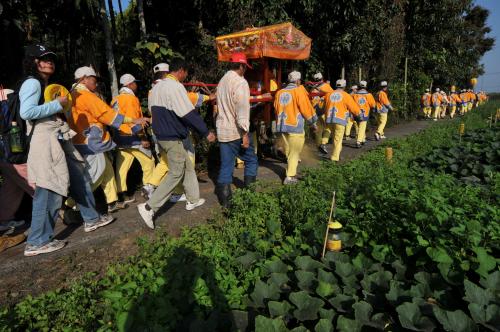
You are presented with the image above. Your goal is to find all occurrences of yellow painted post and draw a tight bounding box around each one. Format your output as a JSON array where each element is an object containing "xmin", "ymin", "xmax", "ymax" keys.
[
  {"xmin": 385, "ymin": 147, "xmax": 393, "ymax": 163},
  {"xmin": 459, "ymin": 123, "xmax": 465, "ymax": 143}
]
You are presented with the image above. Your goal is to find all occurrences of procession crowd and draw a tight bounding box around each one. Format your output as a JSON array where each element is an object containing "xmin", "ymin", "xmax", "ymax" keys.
[{"xmin": 0, "ymin": 44, "xmax": 487, "ymax": 256}]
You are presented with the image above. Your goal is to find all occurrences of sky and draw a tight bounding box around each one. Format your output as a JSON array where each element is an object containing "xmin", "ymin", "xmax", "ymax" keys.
[
  {"xmin": 475, "ymin": 0, "xmax": 500, "ymax": 92},
  {"xmin": 113, "ymin": 0, "xmax": 499, "ymax": 92}
]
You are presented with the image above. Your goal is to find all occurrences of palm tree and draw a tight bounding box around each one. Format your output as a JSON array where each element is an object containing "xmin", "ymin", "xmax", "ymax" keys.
[{"xmin": 136, "ymin": 0, "xmax": 147, "ymax": 38}]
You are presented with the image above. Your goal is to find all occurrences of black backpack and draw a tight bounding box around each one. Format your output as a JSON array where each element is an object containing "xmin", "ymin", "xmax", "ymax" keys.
[{"xmin": 0, "ymin": 79, "xmax": 41, "ymax": 164}]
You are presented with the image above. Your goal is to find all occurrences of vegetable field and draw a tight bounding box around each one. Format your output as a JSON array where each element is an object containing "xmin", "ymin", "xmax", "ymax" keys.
[{"xmin": 1, "ymin": 101, "xmax": 499, "ymax": 331}]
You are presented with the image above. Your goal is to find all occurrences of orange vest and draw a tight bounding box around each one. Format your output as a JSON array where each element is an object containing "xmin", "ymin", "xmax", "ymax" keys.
[
  {"xmin": 376, "ymin": 90, "xmax": 393, "ymax": 113},
  {"xmin": 324, "ymin": 89, "xmax": 361, "ymax": 125},
  {"xmin": 432, "ymin": 92, "xmax": 443, "ymax": 107},
  {"xmin": 274, "ymin": 84, "xmax": 317, "ymax": 133},
  {"xmin": 187, "ymin": 92, "xmax": 210, "ymax": 108},
  {"xmin": 352, "ymin": 90, "xmax": 376, "ymax": 121},
  {"xmin": 421, "ymin": 93, "xmax": 431, "ymax": 107},
  {"xmin": 70, "ymin": 88, "xmax": 123, "ymax": 154}
]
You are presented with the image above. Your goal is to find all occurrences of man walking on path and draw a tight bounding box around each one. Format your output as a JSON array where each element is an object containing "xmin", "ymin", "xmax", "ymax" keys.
[
  {"xmin": 137, "ymin": 59, "xmax": 215, "ymax": 229},
  {"xmin": 215, "ymin": 53, "xmax": 258, "ymax": 208},
  {"xmin": 375, "ymin": 81, "xmax": 394, "ymax": 139}
]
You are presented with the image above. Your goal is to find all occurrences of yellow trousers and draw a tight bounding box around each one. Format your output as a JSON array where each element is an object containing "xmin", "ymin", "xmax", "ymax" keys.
[
  {"xmin": 423, "ymin": 107, "xmax": 431, "ymax": 117},
  {"xmin": 432, "ymin": 106, "xmax": 441, "ymax": 119},
  {"xmin": 345, "ymin": 118, "xmax": 358, "ymax": 138},
  {"xmin": 468, "ymin": 103, "xmax": 472, "ymax": 112},
  {"xmin": 376, "ymin": 113, "xmax": 388, "ymax": 135},
  {"xmin": 460, "ymin": 105, "xmax": 467, "ymax": 115},
  {"xmin": 356, "ymin": 121, "xmax": 367, "ymax": 144},
  {"xmin": 327, "ymin": 124, "xmax": 345, "ymax": 162},
  {"xmin": 315, "ymin": 116, "xmax": 331, "ymax": 146},
  {"xmin": 281, "ymin": 133, "xmax": 305, "ymax": 177},
  {"xmin": 440, "ymin": 106, "xmax": 447, "ymax": 118},
  {"xmin": 148, "ymin": 142, "xmax": 196, "ymax": 195},
  {"xmin": 449, "ymin": 106, "xmax": 457, "ymax": 118},
  {"xmin": 115, "ymin": 148, "xmax": 155, "ymax": 193},
  {"xmin": 94, "ymin": 154, "xmax": 118, "ymax": 204}
]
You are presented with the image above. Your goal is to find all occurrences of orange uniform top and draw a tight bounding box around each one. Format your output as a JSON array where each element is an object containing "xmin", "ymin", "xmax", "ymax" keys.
[
  {"xmin": 111, "ymin": 90, "xmax": 144, "ymax": 147},
  {"xmin": 421, "ymin": 93, "xmax": 431, "ymax": 107},
  {"xmin": 324, "ymin": 89, "xmax": 361, "ymax": 126},
  {"xmin": 187, "ymin": 92, "xmax": 210, "ymax": 108},
  {"xmin": 460, "ymin": 92, "xmax": 469, "ymax": 103},
  {"xmin": 352, "ymin": 90, "xmax": 376, "ymax": 121},
  {"xmin": 468, "ymin": 92, "xmax": 477, "ymax": 102},
  {"xmin": 70, "ymin": 87, "xmax": 124, "ymax": 155},
  {"xmin": 376, "ymin": 90, "xmax": 393, "ymax": 113},
  {"xmin": 432, "ymin": 92, "xmax": 443, "ymax": 107},
  {"xmin": 274, "ymin": 83, "xmax": 317, "ymax": 133},
  {"xmin": 312, "ymin": 82, "xmax": 334, "ymax": 115},
  {"xmin": 449, "ymin": 93, "xmax": 462, "ymax": 106}
]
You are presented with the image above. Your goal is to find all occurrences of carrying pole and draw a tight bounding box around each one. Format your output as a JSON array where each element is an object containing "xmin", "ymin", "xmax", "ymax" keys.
[{"xmin": 322, "ymin": 191, "xmax": 336, "ymax": 258}]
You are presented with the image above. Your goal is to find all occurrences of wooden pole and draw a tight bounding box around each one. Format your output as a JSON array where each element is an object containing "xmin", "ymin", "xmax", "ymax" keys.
[
  {"xmin": 322, "ymin": 191, "xmax": 336, "ymax": 258},
  {"xmin": 403, "ymin": 57, "xmax": 408, "ymax": 111},
  {"xmin": 358, "ymin": 66, "xmax": 362, "ymax": 82},
  {"xmin": 341, "ymin": 66, "xmax": 345, "ymax": 80}
]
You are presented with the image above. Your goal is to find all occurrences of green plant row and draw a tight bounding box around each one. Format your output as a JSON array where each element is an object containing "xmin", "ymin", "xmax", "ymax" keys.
[{"xmin": 1, "ymin": 102, "xmax": 499, "ymax": 332}]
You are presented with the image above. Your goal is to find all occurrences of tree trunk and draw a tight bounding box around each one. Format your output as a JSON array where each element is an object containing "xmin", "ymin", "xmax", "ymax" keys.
[
  {"xmin": 99, "ymin": 0, "xmax": 119, "ymax": 97},
  {"xmin": 106, "ymin": 0, "xmax": 117, "ymax": 37},
  {"xmin": 118, "ymin": 0, "xmax": 124, "ymax": 19},
  {"xmin": 136, "ymin": 0, "xmax": 147, "ymax": 38}
]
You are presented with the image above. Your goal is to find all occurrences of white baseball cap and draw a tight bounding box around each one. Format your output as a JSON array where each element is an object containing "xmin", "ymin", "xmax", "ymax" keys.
[
  {"xmin": 74, "ymin": 66, "xmax": 97, "ymax": 79},
  {"xmin": 351, "ymin": 85, "xmax": 358, "ymax": 90},
  {"xmin": 359, "ymin": 81, "xmax": 367, "ymax": 88},
  {"xmin": 153, "ymin": 63, "xmax": 170, "ymax": 73},
  {"xmin": 336, "ymin": 79, "xmax": 346, "ymax": 88},
  {"xmin": 380, "ymin": 81, "xmax": 388, "ymax": 87},
  {"xmin": 313, "ymin": 72, "xmax": 323, "ymax": 80},
  {"xmin": 120, "ymin": 73, "xmax": 138, "ymax": 86},
  {"xmin": 288, "ymin": 71, "xmax": 301, "ymax": 83},
  {"xmin": 435, "ymin": 88, "xmax": 440, "ymax": 92}
]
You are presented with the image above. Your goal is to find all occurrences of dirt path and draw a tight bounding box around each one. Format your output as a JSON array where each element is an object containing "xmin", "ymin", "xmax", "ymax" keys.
[{"xmin": 0, "ymin": 119, "xmax": 430, "ymax": 306}]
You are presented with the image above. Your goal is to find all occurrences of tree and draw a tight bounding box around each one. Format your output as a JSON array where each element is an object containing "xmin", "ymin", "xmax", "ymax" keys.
[{"xmin": 99, "ymin": 0, "xmax": 119, "ymax": 96}]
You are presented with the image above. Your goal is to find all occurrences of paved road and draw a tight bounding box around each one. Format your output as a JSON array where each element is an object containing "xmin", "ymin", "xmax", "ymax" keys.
[{"xmin": 0, "ymin": 119, "xmax": 430, "ymax": 305}]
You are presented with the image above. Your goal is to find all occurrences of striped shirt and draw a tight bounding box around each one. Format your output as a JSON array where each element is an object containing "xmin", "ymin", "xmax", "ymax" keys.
[{"xmin": 216, "ymin": 70, "xmax": 250, "ymax": 142}]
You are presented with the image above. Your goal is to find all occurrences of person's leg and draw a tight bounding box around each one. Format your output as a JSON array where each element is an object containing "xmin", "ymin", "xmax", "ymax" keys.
[
  {"xmin": 147, "ymin": 141, "xmax": 187, "ymax": 212},
  {"xmin": 345, "ymin": 118, "xmax": 353, "ymax": 138},
  {"xmin": 130, "ymin": 149, "xmax": 156, "ymax": 186},
  {"xmin": 377, "ymin": 113, "xmax": 388, "ymax": 135},
  {"xmin": 66, "ymin": 156, "xmax": 99, "ymax": 223},
  {"xmin": 99, "ymin": 154, "xmax": 119, "ymax": 204},
  {"xmin": 315, "ymin": 118, "xmax": 325, "ymax": 147},
  {"xmin": 357, "ymin": 121, "xmax": 367, "ymax": 144},
  {"xmin": 283, "ymin": 133, "xmax": 305, "ymax": 177},
  {"xmin": 27, "ymin": 187, "xmax": 62, "ymax": 246},
  {"xmin": 115, "ymin": 149, "xmax": 135, "ymax": 193},
  {"xmin": 217, "ymin": 140, "xmax": 240, "ymax": 185},
  {"xmin": 148, "ymin": 151, "xmax": 169, "ymax": 187},
  {"xmin": 330, "ymin": 124, "xmax": 345, "ymax": 162},
  {"xmin": 238, "ymin": 134, "xmax": 258, "ymax": 180},
  {"xmin": 181, "ymin": 144, "xmax": 200, "ymax": 204},
  {"xmin": 322, "ymin": 115, "xmax": 331, "ymax": 145},
  {"xmin": 0, "ymin": 164, "xmax": 27, "ymax": 222}
]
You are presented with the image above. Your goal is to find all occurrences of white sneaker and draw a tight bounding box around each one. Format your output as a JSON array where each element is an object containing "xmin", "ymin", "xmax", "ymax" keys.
[
  {"xmin": 137, "ymin": 203, "xmax": 155, "ymax": 229},
  {"xmin": 283, "ymin": 177, "xmax": 299, "ymax": 185},
  {"xmin": 375, "ymin": 133, "xmax": 381, "ymax": 141},
  {"xmin": 380, "ymin": 135, "xmax": 387, "ymax": 139},
  {"xmin": 24, "ymin": 239, "xmax": 66, "ymax": 257},
  {"xmin": 142, "ymin": 184, "xmax": 156, "ymax": 199},
  {"xmin": 169, "ymin": 193, "xmax": 187, "ymax": 203},
  {"xmin": 186, "ymin": 198, "xmax": 206, "ymax": 211}
]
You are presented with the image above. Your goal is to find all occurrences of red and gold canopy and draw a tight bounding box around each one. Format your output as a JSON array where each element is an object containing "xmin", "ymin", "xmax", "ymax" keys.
[{"xmin": 216, "ymin": 22, "xmax": 312, "ymax": 61}]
